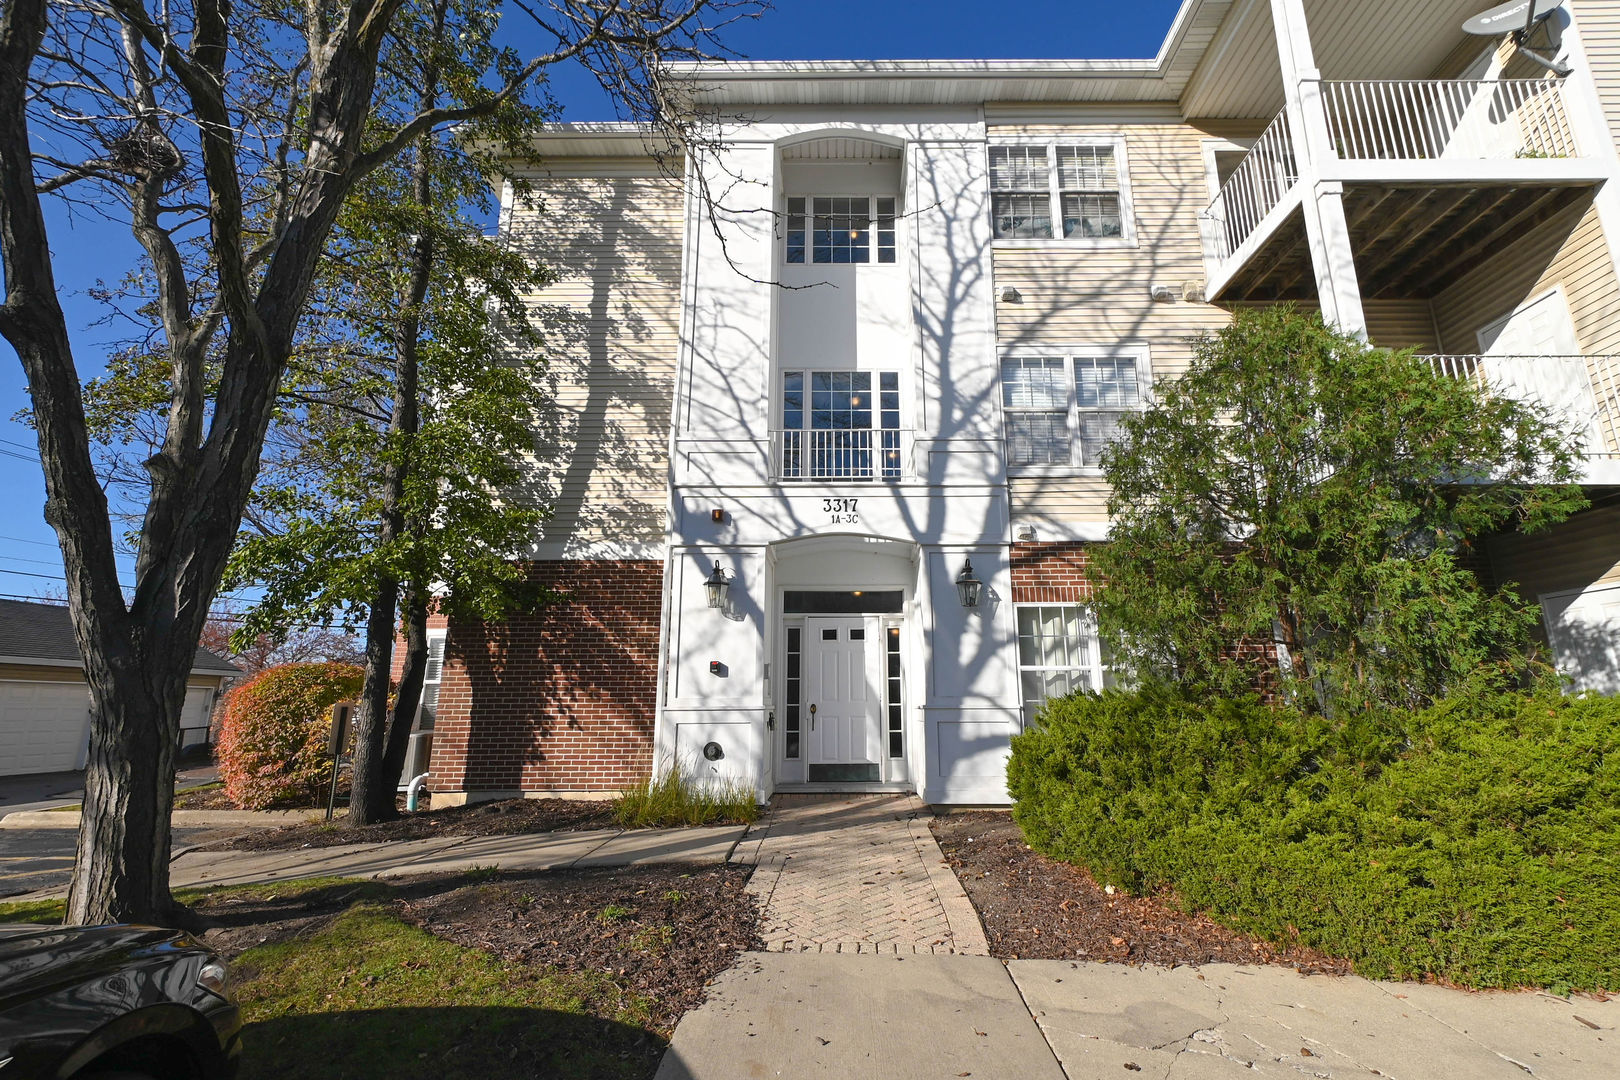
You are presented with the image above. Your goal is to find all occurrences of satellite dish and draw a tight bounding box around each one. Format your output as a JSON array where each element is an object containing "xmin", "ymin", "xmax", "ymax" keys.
[{"xmin": 1463, "ymin": 0, "xmax": 1566, "ymax": 37}]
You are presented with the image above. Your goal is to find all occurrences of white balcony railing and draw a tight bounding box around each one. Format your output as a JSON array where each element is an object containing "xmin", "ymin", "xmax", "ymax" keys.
[
  {"xmin": 1207, "ymin": 108, "xmax": 1300, "ymax": 261},
  {"xmin": 1424, "ymin": 354, "xmax": 1619, "ymax": 458},
  {"xmin": 771, "ymin": 428, "xmax": 910, "ymax": 482},
  {"xmin": 1320, "ymin": 79, "xmax": 1578, "ymax": 163},
  {"xmin": 1206, "ymin": 79, "xmax": 1580, "ymax": 263}
]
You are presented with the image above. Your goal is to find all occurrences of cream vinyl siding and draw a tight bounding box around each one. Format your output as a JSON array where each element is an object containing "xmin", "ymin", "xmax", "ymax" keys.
[
  {"xmin": 1487, "ymin": 503, "xmax": 1620, "ymax": 608},
  {"xmin": 1577, "ymin": 0, "xmax": 1620, "ymax": 148},
  {"xmin": 992, "ymin": 111, "xmax": 1237, "ymax": 524},
  {"xmin": 503, "ymin": 171, "xmax": 683, "ymax": 552},
  {"xmin": 1428, "ymin": 198, "xmax": 1620, "ymax": 454}
]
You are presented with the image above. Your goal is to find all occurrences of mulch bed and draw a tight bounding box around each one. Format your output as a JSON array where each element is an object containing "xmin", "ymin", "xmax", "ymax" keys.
[
  {"xmin": 401, "ymin": 865, "xmax": 762, "ymax": 1033},
  {"xmin": 931, "ymin": 811, "xmax": 1351, "ymax": 974},
  {"xmin": 191, "ymin": 864, "xmax": 759, "ymax": 1042},
  {"xmin": 213, "ymin": 797, "xmax": 618, "ymax": 851}
]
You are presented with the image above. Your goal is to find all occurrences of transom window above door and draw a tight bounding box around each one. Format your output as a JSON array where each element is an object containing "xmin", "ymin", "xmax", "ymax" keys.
[
  {"xmin": 785, "ymin": 196, "xmax": 897, "ymax": 264},
  {"xmin": 989, "ymin": 141, "xmax": 1131, "ymax": 242},
  {"xmin": 1001, "ymin": 348, "xmax": 1149, "ymax": 470},
  {"xmin": 777, "ymin": 370, "xmax": 903, "ymax": 481}
]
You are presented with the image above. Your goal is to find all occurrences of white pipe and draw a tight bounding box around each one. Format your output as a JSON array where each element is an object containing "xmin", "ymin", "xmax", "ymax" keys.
[{"xmin": 406, "ymin": 772, "xmax": 430, "ymax": 812}]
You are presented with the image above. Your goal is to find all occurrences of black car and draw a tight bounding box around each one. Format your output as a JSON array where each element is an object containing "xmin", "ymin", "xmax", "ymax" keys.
[{"xmin": 0, "ymin": 922, "xmax": 240, "ymax": 1079}]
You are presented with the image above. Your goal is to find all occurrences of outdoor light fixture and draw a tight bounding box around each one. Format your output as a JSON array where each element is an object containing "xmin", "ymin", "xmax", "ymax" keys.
[
  {"xmin": 704, "ymin": 560, "xmax": 731, "ymax": 610},
  {"xmin": 955, "ymin": 559, "xmax": 983, "ymax": 609}
]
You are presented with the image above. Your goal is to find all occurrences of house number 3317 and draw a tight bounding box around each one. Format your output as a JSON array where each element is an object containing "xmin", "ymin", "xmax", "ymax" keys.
[{"xmin": 823, "ymin": 497, "xmax": 859, "ymax": 524}]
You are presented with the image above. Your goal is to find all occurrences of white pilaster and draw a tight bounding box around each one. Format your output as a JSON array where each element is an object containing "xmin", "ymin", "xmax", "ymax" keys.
[{"xmin": 1271, "ymin": 0, "xmax": 1367, "ymax": 334}]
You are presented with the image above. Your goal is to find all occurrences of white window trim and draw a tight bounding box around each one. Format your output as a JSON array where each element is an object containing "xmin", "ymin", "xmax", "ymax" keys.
[
  {"xmin": 782, "ymin": 193, "xmax": 899, "ymax": 265},
  {"xmin": 988, "ymin": 135, "xmax": 1136, "ymax": 249},
  {"xmin": 999, "ymin": 344, "xmax": 1152, "ymax": 477}
]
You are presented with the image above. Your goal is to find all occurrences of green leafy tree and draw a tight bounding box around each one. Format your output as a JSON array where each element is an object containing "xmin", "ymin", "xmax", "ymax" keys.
[
  {"xmin": 1093, "ymin": 307, "xmax": 1586, "ymax": 711},
  {"xmin": 1, "ymin": 0, "xmax": 756, "ymax": 924}
]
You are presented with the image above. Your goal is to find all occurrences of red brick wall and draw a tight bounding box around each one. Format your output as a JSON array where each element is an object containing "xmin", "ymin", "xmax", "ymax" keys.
[
  {"xmin": 1010, "ymin": 541, "xmax": 1281, "ymax": 696},
  {"xmin": 1011, "ymin": 542, "xmax": 1099, "ymax": 603},
  {"xmin": 426, "ymin": 560, "xmax": 663, "ymax": 794}
]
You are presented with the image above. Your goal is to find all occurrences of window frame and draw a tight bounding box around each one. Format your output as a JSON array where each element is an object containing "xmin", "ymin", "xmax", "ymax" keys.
[
  {"xmin": 783, "ymin": 193, "xmax": 898, "ymax": 266},
  {"xmin": 1013, "ymin": 603, "xmax": 1110, "ymax": 727},
  {"xmin": 999, "ymin": 345, "xmax": 1152, "ymax": 476},
  {"xmin": 988, "ymin": 136, "xmax": 1135, "ymax": 248}
]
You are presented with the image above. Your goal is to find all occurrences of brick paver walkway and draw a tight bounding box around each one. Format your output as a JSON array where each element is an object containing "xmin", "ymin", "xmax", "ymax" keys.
[{"xmin": 735, "ymin": 794, "xmax": 989, "ymax": 955}]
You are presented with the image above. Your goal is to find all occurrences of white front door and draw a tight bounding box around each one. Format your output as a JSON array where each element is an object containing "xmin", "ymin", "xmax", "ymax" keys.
[
  {"xmin": 804, "ymin": 616, "xmax": 883, "ymax": 782},
  {"xmin": 1541, "ymin": 583, "xmax": 1620, "ymax": 695}
]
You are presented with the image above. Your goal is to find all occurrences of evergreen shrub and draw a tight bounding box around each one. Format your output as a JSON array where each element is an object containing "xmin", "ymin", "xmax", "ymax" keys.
[{"xmin": 1007, "ymin": 687, "xmax": 1620, "ymax": 990}]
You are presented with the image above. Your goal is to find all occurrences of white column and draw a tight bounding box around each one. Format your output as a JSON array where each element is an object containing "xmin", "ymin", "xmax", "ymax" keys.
[{"xmin": 1271, "ymin": 0, "xmax": 1367, "ymax": 335}]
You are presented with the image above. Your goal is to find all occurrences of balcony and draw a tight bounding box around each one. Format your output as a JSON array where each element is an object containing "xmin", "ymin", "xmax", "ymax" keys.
[
  {"xmin": 1424, "ymin": 354, "xmax": 1620, "ymax": 460},
  {"xmin": 770, "ymin": 428, "xmax": 913, "ymax": 483},
  {"xmin": 1206, "ymin": 79, "xmax": 1606, "ymax": 302}
]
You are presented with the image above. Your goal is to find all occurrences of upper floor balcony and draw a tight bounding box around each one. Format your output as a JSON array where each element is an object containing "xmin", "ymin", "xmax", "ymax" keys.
[{"xmin": 1205, "ymin": 77, "xmax": 1609, "ymax": 303}]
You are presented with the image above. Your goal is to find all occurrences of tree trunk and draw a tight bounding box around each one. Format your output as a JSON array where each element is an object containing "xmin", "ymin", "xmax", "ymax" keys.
[
  {"xmin": 66, "ymin": 656, "xmax": 188, "ymax": 925},
  {"xmin": 346, "ymin": 9, "xmax": 442, "ymax": 825},
  {"xmin": 381, "ymin": 585, "xmax": 431, "ymax": 795}
]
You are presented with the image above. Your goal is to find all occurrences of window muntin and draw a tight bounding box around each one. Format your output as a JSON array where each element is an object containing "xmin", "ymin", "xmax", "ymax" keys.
[
  {"xmin": 1015, "ymin": 605, "xmax": 1109, "ymax": 726},
  {"xmin": 781, "ymin": 369, "xmax": 903, "ymax": 481},
  {"xmin": 1001, "ymin": 356, "xmax": 1069, "ymax": 466},
  {"xmin": 1000, "ymin": 350, "xmax": 1146, "ymax": 470},
  {"xmin": 784, "ymin": 196, "xmax": 897, "ymax": 264},
  {"xmin": 989, "ymin": 146, "xmax": 1053, "ymax": 239},
  {"xmin": 1056, "ymin": 146, "xmax": 1122, "ymax": 238},
  {"xmin": 990, "ymin": 142, "xmax": 1128, "ymax": 242}
]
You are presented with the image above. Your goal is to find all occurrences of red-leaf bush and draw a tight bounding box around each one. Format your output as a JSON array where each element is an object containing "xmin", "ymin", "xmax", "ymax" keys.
[{"xmin": 216, "ymin": 662, "xmax": 364, "ymax": 810}]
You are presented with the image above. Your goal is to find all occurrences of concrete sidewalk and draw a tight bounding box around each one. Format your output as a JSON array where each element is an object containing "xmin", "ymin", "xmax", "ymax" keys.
[
  {"xmin": 7, "ymin": 824, "xmax": 750, "ymax": 900},
  {"xmin": 657, "ymin": 955, "xmax": 1620, "ymax": 1079}
]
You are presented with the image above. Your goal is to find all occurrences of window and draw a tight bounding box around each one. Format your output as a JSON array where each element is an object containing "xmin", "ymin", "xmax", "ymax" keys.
[
  {"xmin": 1000, "ymin": 349, "xmax": 1148, "ymax": 469},
  {"xmin": 781, "ymin": 370, "xmax": 902, "ymax": 481},
  {"xmin": 990, "ymin": 141, "xmax": 1129, "ymax": 242},
  {"xmin": 1015, "ymin": 605, "xmax": 1110, "ymax": 726},
  {"xmin": 885, "ymin": 625, "xmax": 903, "ymax": 758},
  {"xmin": 413, "ymin": 632, "xmax": 446, "ymax": 730},
  {"xmin": 784, "ymin": 626, "xmax": 802, "ymax": 759},
  {"xmin": 785, "ymin": 196, "xmax": 897, "ymax": 264}
]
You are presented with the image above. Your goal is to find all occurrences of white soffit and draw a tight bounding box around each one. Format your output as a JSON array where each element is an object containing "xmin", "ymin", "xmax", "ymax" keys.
[
  {"xmin": 780, "ymin": 136, "xmax": 904, "ymax": 159},
  {"xmin": 1181, "ymin": 0, "xmax": 1492, "ymax": 120}
]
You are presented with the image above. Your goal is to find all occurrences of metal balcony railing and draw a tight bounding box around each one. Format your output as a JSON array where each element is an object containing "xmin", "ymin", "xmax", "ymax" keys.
[
  {"xmin": 1423, "ymin": 354, "xmax": 1620, "ymax": 458},
  {"xmin": 1320, "ymin": 79, "xmax": 1578, "ymax": 163},
  {"xmin": 1206, "ymin": 108, "xmax": 1300, "ymax": 261},
  {"xmin": 1206, "ymin": 80, "xmax": 1579, "ymax": 263},
  {"xmin": 771, "ymin": 427, "xmax": 910, "ymax": 482}
]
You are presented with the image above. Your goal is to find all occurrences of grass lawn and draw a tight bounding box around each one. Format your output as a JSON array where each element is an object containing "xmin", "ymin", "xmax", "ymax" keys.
[{"xmin": 0, "ymin": 877, "xmax": 665, "ymax": 1080}]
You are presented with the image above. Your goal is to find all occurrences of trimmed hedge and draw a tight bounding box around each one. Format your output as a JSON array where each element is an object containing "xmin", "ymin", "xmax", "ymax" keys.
[
  {"xmin": 1007, "ymin": 687, "xmax": 1620, "ymax": 991},
  {"xmin": 216, "ymin": 662, "xmax": 364, "ymax": 810}
]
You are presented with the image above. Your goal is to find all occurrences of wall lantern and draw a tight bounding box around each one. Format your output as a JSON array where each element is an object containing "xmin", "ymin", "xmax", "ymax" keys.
[
  {"xmin": 704, "ymin": 560, "xmax": 731, "ymax": 610},
  {"xmin": 955, "ymin": 559, "xmax": 983, "ymax": 609}
]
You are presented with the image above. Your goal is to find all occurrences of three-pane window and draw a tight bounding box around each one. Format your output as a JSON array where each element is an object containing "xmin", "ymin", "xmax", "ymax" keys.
[
  {"xmin": 785, "ymin": 196, "xmax": 897, "ymax": 263},
  {"xmin": 990, "ymin": 142, "xmax": 1128, "ymax": 241},
  {"xmin": 1000, "ymin": 351, "xmax": 1146, "ymax": 469},
  {"xmin": 781, "ymin": 370, "xmax": 902, "ymax": 481},
  {"xmin": 1015, "ymin": 604, "xmax": 1111, "ymax": 726}
]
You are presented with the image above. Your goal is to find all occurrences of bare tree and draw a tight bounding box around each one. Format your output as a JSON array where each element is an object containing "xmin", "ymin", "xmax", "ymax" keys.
[{"xmin": 0, "ymin": 0, "xmax": 756, "ymax": 924}]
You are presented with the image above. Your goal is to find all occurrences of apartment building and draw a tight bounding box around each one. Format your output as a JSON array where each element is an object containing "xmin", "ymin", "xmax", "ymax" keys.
[{"xmin": 421, "ymin": 0, "xmax": 1620, "ymax": 806}]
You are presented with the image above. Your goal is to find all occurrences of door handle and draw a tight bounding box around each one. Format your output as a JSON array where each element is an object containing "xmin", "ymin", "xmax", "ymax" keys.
[{"xmin": 810, "ymin": 703, "xmax": 816, "ymax": 730}]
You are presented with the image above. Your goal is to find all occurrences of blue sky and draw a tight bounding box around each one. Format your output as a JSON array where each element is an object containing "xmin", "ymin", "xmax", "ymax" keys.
[{"xmin": 0, "ymin": 0, "xmax": 1184, "ymax": 603}]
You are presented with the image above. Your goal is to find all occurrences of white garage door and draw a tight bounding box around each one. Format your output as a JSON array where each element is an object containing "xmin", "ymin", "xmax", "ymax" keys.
[
  {"xmin": 1541, "ymin": 583, "xmax": 1620, "ymax": 695},
  {"xmin": 0, "ymin": 680, "xmax": 91, "ymax": 775}
]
